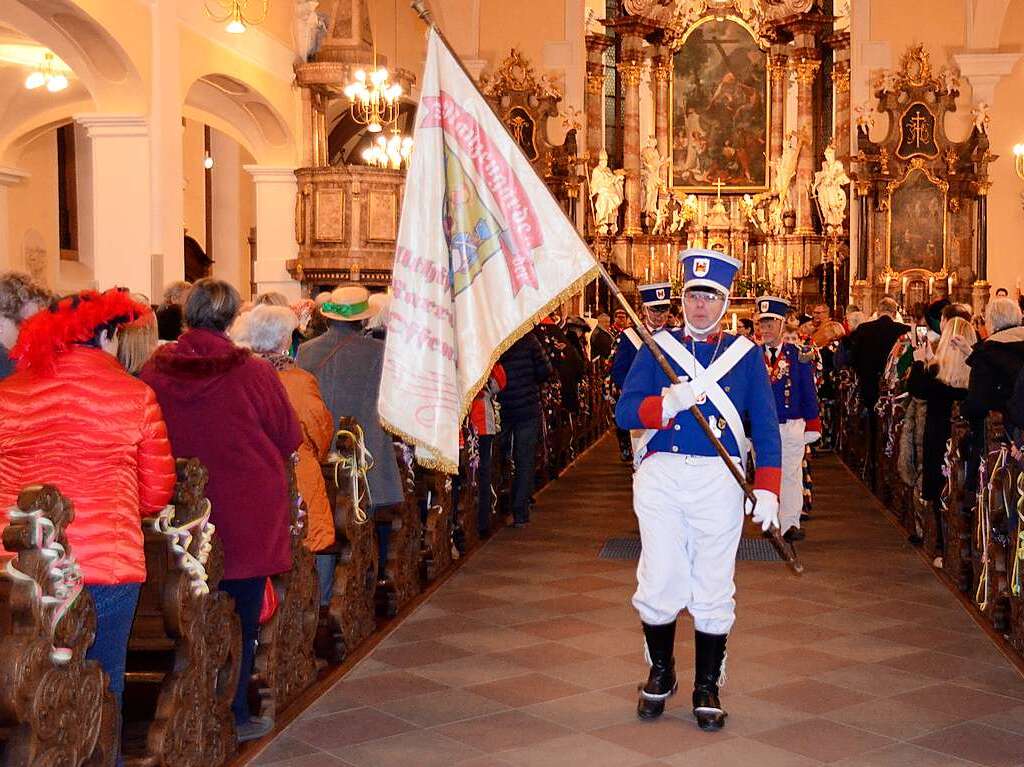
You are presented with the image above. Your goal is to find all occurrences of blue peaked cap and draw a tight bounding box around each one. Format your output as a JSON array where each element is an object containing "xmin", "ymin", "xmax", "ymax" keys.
[
  {"xmin": 680, "ymin": 248, "xmax": 741, "ymax": 296},
  {"xmin": 755, "ymin": 296, "xmax": 790, "ymax": 320},
  {"xmin": 638, "ymin": 282, "xmax": 672, "ymax": 307}
]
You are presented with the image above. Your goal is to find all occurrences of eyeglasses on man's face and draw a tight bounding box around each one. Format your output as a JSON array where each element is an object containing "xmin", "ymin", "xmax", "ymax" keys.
[{"xmin": 683, "ymin": 290, "xmax": 725, "ymax": 305}]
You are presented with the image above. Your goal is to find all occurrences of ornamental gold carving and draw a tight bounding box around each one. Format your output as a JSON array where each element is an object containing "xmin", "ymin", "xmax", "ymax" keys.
[
  {"xmin": 617, "ymin": 60, "xmax": 645, "ymax": 87},
  {"xmin": 790, "ymin": 58, "xmax": 821, "ymax": 86}
]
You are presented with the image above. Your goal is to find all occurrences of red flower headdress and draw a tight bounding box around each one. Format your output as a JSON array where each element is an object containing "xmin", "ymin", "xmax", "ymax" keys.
[{"xmin": 12, "ymin": 288, "xmax": 151, "ymax": 372}]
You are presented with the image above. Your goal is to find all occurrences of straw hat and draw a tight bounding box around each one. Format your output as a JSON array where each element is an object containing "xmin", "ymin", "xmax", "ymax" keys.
[{"xmin": 320, "ymin": 285, "xmax": 380, "ymax": 322}]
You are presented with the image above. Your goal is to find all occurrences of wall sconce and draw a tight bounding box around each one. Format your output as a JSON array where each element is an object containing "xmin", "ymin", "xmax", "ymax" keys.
[{"xmin": 1014, "ymin": 143, "xmax": 1024, "ymax": 181}]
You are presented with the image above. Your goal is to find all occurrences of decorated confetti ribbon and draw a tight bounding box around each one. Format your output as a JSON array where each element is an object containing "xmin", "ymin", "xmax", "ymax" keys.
[
  {"xmin": 147, "ymin": 501, "xmax": 215, "ymax": 597},
  {"xmin": 328, "ymin": 424, "xmax": 374, "ymax": 525}
]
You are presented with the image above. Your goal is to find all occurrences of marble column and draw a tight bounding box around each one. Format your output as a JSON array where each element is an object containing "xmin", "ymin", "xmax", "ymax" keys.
[
  {"xmin": 244, "ymin": 165, "xmax": 301, "ymax": 300},
  {"xmin": 790, "ymin": 56, "xmax": 821, "ymax": 234},
  {"xmin": 584, "ymin": 34, "xmax": 613, "ymax": 162},
  {"xmin": 74, "ymin": 114, "xmax": 153, "ymax": 296},
  {"xmin": 829, "ymin": 32, "xmax": 852, "ymax": 162},
  {"xmin": 0, "ymin": 167, "xmax": 29, "ymax": 272},
  {"xmin": 618, "ymin": 56, "xmax": 644, "ymax": 236},
  {"xmin": 652, "ymin": 50, "xmax": 671, "ymax": 186},
  {"xmin": 769, "ymin": 52, "xmax": 788, "ymax": 184}
]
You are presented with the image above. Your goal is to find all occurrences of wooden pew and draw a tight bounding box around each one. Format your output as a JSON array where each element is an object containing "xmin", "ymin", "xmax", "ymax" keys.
[
  {"xmin": 374, "ymin": 442, "xmax": 422, "ymax": 617},
  {"xmin": 941, "ymin": 416, "xmax": 975, "ymax": 593},
  {"xmin": 0, "ymin": 485, "xmax": 117, "ymax": 767},
  {"xmin": 251, "ymin": 458, "xmax": 319, "ymax": 721},
  {"xmin": 122, "ymin": 459, "xmax": 241, "ymax": 767},
  {"xmin": 418, "ymin": 467, "xmax": 454, "ymax": 584},
  {"xmin": 323, "ymin": 417, "xmax": 378, "ymax": 657},
  {"xmin": 971, "ymin": 413, "xmax": 1012, "ymax": 632},
  {"xmin": 454, "ymin": 429, "xmax": 482, "ymax": 556}
]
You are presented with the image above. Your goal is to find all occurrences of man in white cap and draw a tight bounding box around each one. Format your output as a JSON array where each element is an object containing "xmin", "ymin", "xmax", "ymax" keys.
[
  {"xmin": 609, "ymin": 282, "xmax": 673, "ymax": 462},
  {"xmin": 756, "ymin": 296, "xmax": 821, "ymax": 542},
  {"xmin": 615, "ymin": 249, "xmax": 781, "ymax": 731}
]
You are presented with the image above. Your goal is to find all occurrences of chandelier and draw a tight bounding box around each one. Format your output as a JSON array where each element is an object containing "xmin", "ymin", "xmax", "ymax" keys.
[
  {"xmin": 344, "ymin": 65, "xmax": 403, "ymax": 133},
  {"xmin": 362, "ymin": 130, "xmax": 413, "ymax": 170},
  {"xmin": 205, "ymin": 0, "xmax": 269, "ymax": 34},
  {"xmin": 24, "ymin": 52, "xmax": 68, "ymax": 93}
]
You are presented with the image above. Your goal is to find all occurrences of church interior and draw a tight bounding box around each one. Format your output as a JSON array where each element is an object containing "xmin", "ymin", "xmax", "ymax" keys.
[{"xmin": 3, "ymin": 1, "xmax": 1024, "ymax": 766}]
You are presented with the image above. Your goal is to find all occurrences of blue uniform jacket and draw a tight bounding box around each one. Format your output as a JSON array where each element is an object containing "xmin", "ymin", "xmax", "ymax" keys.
[
  {"xmin": 615, "ymin": 330, "xmax": 782, "ymax": 495},
  {"xmin": 610, "ymin": 330, "xmax": 642, "ymax": 389},
  {"xmin": 764, "ymin": 343, "xmax": 821, "ymax": 431}
]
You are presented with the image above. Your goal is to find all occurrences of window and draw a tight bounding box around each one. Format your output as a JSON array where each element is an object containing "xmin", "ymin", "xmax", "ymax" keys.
[{"xmin": 56, "ymin": 124, "xmax": 78, "ymax": 259}]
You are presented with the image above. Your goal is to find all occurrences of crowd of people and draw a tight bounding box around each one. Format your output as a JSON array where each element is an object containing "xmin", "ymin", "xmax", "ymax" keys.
[{"xmin": 2, "ymin": 261, "xmax": 1023, "ymax": 746}]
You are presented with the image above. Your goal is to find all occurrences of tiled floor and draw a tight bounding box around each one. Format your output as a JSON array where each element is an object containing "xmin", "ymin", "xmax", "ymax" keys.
[{"xmin": 251, "ymin": 437, "xmax": 1024, "ymax": 767}]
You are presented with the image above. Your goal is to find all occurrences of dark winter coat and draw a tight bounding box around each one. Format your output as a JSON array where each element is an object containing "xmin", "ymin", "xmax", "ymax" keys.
[
  {"xmin": 964, "ymin": 326, "xmax": 1024, "ymax": 422},
  {"xmin": 497, "ymin": 331, "xmax": 554, "ymax": 425},
  {"xmin": 589, "ymin": 326, "xmax": 614, "ymax": 361},
  {"xmin": 907, "ymin": 361, "xmax": 966, "ymax": 501},
  {"xmin": 140, "ymin": 328, "xmax": 302, "ymax": 580},
  {"xmin": 845, "ymin": 314, "xmax": 911, "ymax": 406},
  {"xmin": 296, "ymin": 321, "xmax": 404, "ymax": 509}
]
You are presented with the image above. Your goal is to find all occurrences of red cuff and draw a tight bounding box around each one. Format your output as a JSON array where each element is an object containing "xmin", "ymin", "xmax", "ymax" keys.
[
  {"xmin": 638, "ymin": 396, "xmax": 665, "ymax": 429},
  {"xmin": 805, "ymin": 417, "xmax": 822, "ymax": 433},
  {"xmin": 754, "ymin": 467, "xmax": 781, "ymax": 496}
]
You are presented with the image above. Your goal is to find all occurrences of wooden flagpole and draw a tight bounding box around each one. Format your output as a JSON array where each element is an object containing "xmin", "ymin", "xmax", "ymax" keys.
[{"xmin": 408, "ymin": 0, "xmax": 801, "ymax": 575}]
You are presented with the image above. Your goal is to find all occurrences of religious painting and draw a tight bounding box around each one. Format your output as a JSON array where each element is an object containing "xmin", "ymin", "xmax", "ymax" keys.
[
  {"xmin": 671, "ymin": 18, "xmax": 768, "ymax": 192},
  {"xmin": 506, "ymin": 106, "xmax": 539, "ymax": 161},
  {"xmin": 888, "ymin": 168, "xmax": 946, "ymax": 274},
  {"xmin": 897, "ymin": 102, "xmax": 939, "ymax": 160}
]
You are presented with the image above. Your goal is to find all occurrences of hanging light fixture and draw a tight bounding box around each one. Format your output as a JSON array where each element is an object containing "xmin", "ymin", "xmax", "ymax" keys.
[
  {"xmin": 24, "ymin": 52, "xmax": 68, "ymax": 93},
  {"xmin": 343, "ymin": 0, "xmax": 402, "ymax": 133},
  {"xmin": 204, "ymin": 0, "xmax": 269, "ymax": 35},
  {"xmin": 362, "ymin": 129, "xmax": 413, "ymax": 170}
]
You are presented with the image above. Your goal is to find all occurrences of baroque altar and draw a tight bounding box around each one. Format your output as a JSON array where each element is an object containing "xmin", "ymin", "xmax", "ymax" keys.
[
  {"xmin": 850, "ymin": 44, "xmax": 992, "ymax": 313},
  {"xmin": 587, "ymin": 0, "xmax": 851, "ymax": 308}
]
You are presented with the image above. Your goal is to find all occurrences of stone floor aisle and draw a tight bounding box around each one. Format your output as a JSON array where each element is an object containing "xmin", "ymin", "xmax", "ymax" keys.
[{"xmin": 252, "ymin": 436, "xmax": 1024, "ymax": 767}]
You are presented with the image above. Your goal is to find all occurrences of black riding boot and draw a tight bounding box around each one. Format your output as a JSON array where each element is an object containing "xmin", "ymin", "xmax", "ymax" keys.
[
  {"xmin": 637, "ymin": 621, "xmax": 677, "ymax": 720},
  {"xmin": 692, "ymin": 630, "xmax": 728, "ymax": 731}
]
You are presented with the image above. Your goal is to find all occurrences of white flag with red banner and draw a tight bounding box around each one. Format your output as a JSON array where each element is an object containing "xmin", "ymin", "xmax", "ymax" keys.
[{"xmin": 379, "ymin": 26, "xmax": 598, "ymax": 472}]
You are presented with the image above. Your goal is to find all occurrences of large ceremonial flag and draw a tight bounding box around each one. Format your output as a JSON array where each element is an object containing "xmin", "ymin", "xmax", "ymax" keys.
[{"xmin": 379, "ymin": 26, "xmax": 598, "ymax": 472}]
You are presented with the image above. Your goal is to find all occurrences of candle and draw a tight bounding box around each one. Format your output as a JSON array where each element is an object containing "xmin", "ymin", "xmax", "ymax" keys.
[
  {"xmin": 731, "ymin": 312, "xmax": 737, "ymax": 333},
  {"xmin": 884, "ymin": 275, "xmax": 891, "ymax": 295},
  {"xmin": 928, "ymin": 276, "xmax": 934, "ymax": 297},
  {"xmin": 948, "ymin": 273, "xmax": 955, "ymax": 294},
  {"xmin": 901, "ymin": 276, "xmax": 908, "ymax": 295}
]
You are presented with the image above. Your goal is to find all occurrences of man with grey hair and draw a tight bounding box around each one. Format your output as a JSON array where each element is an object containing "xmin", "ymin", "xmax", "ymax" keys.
[
  {"xmin": 845, "ymin": 296, "xmax": 909, "ymax": 408},
  {"xmin": 0, "ymin": 271, "xmax": 51, "ymax": 380},
  {"xmin": 963, "ymin": 297, "xmax": 1024, "ymax": 422}
]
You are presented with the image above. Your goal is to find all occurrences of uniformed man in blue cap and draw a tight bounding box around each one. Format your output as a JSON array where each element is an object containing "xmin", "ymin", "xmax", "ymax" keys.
[
  {"xmin": 610, "ymin": 282, "xmax": 673, "ymax": 462},
  {"xmin": 756, "ymin": 296, "xmax": 821, "ymax": 542},
  {"xmin": 616, "ymin": 249, "xmax": 782, "ymax": 731}
]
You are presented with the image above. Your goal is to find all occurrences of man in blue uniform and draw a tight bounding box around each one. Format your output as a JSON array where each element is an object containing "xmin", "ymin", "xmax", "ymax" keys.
[
  {"xmin": 615, "ymin": 250, "xmax": 781, "ymax": 731},
  {"xmin": 756, "ymin": 296, "xmax": 821, "ymax": 542},
  {"xmin": 610, "ymin": 283, "xmax": 673, "ymax": 462}
]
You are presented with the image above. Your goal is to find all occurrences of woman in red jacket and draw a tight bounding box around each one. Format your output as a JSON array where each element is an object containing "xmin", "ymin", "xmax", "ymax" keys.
[
  {"xmin": 141, "ymin": 278, "xmax": 301, "ymax": 742},
  {"xmin": 0, "ymin": 289, "xmax": 176, "ymax": 739}
]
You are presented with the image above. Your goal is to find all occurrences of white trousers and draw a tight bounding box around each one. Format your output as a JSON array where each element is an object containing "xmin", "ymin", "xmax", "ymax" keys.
[
  {"xmin": 779, "ymin": 419, "xmax": 806, "ymax": 533},
  {"xmin": 632, "ymin": 453, "xmax": 744, "ymax": 633}
]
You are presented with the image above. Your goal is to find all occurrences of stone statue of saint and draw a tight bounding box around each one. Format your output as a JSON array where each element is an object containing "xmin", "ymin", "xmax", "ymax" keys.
[
  {"xmin": 590, "ymin": 150, "xmax": 625, "ymax": 236},
  {"xmin": 640, "ymin": 138, "xmax": 669, "ymax": 215},
  {"xmin": 773, "ymin": 132, "xmax": 800, "ymax": 209},
  {"xmin": 813, "ymin": 146, "xmax": 851, "ymax": 231},
  {"xmin": 293, "ymin": 0, "xmax": 326, "ymax": 62}
]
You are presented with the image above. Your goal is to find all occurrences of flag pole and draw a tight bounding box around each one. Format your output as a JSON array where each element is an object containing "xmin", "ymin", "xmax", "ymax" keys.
[{"xmin": 407, "ymin": 0, "xmax": 801, "ymax": 575}]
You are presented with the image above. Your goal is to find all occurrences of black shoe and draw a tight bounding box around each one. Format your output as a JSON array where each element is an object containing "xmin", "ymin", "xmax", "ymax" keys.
[
  {"xmin": 783, "ymin": 528, "xmax": 805, "ymax": 543},
  {"xmin": 800, "ymin": 512, "xmax": 811, "ymax": 522},
  {"xmin": 692, "ymin": 630, "xmax": 728, "ymax": 731},
  {"xmin": 620, "ymin": 448, "xmax": 633, "ymax": 463},
  {"xmin": 637, "ymin": 621, "xmax": 677, "ymax": 720},
  {"xmin": 907, "ymin": 533, "xmax": 924, "ymax": 547}
]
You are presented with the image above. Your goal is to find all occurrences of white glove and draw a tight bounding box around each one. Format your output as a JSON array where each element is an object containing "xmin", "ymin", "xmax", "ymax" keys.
[
  {"xmin": 804, "ymin": 430, "xmax": 821, "ymax": 445},
  {"xmin": 745, "ymin": 489, "xmax": 779, "ymax": 532},
  {"xmin": 661, "ymin": 381, "xmax": 697, "ymax": 422}
]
